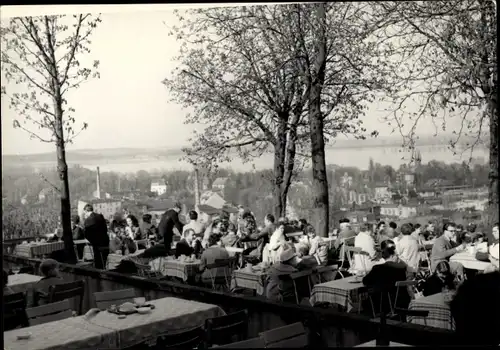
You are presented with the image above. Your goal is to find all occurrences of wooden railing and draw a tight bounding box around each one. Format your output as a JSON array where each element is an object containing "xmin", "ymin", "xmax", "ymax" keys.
[
  {"xmin": 2, "ymin": 236, "xmax": 38, "ymax": 255},
  {"xmin": 3, "ymin": 254, "xmax": 458, "ymax": 347}
]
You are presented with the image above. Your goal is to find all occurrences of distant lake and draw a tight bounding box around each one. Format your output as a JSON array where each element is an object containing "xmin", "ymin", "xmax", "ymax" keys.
[{"xmin": 28, "ymin": 144, "xmax": 488, "ymax": 173}]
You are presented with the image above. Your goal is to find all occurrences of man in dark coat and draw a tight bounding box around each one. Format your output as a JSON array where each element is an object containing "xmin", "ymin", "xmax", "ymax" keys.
[
  {"xmin": 83, "ymin": 204, "xmax": 110, "ymax": 269},
  {"xmin": 158, "ymin": 202, "xmax": 184, "ymax": 250},
  {"xmin": 140, "ymin": 202, "xmax": 184, "ymax": 259}
]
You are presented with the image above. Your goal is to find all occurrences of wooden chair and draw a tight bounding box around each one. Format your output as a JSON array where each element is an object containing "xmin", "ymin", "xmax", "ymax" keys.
[
  {"xmin": 212, "ymin": 337, "xmax": 265, "ymax": 348},
  {"xmin": 205, "ymin": 309, "xmax": 249, "ymax": 347},
  {"xmin": 393, "ymin": 307, "xmax": 430, "ymax": 326},
  {"xmin": 393, "ymin": 280, "xmax": 418, "ymax": 309},
  {"xmin": 206, "ymin": 257, "xmax": 238, "ymax": 290},
  {"xmin": 259, "ymin": 322, "xmax": 308, "ymax": 348},
  {"xmin": 279, "ymin": 270, "xmax": 313, "ymax": 305},
  {"xmin": 26, "ymin": 299, "xmax": 73, "ymax": 326},
  {"xmin": 314, "ymin": 265, "xmax": 338, "ymax": 283},
  {"xmin": 3, "ymin": 292, "xmax": 29, "ymax": 330},
  {"xmin": 48, "ymin": 280, "xmax": 85, "ymax": 315},
  {"xmin": 336, "ymin": 237, "xmax": 356, "ymax": 278},
  {"xmin": 123, "ymin": 326, "xmax": 205, "ymax": 350},
  {"xmin": 93, "ymin": 288, "xmax": 136, "ymax": 309}
]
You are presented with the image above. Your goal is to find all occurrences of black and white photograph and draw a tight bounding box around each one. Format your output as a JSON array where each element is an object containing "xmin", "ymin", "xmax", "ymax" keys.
[{"xmin": 1, "ymin": 2, "xmax": 498, "ymax": 348}]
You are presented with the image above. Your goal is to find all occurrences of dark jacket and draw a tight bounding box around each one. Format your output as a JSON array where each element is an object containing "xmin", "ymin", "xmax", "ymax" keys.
[
  {"xmin": 363, "ymin": 260, "xmax": 411, "ymax": 312},
  {"xmin": 265, "ymin": 263, "xmax": 299, "ymax": 302},
  {"xmin": 72, "ymin": 225, "xmax": 85, "ymax": 241},
  {"xmin": 422, "ymin": 274, "xmax": 455, "ymax": 297},
  {"xmin": 158, "ymin": 209, "xmax": 184, "ymax": 249},
  {"xmin": 140, "ymin": 222, "xmax": 157, "ymax": 239},
  {"xmin": 84, "ymin": 212, "xmax": 109, "ymax": 248},
  {"xmin": 199, "ymin": 246, "xmax": 230, "ymax": 282},
  {"xmin": 241, "ymin": 223, "xmax": 275, "ymax": 258},
  {"xmin": 175, "ymin": 239, "xmax": 202, "ymax": 258}
]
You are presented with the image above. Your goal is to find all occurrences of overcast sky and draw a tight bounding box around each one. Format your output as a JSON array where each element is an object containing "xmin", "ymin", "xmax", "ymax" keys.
[{"xmin": 1, "ymin": 4, "xmax": 467, "ymax": 156}]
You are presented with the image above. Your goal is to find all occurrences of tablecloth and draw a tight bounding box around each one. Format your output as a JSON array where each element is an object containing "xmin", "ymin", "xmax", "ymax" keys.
[
  {"xmin": 230, "ymin": 269, "xmax": 269, "ymax": 295},
  {"xmin": 309, "ymin": 275, "xmax": 368, "ymax": 312},
  {"xmin": 8, "ymin": 273, "xmax": 42, "ymax": 293},
  {"xmin": 149, "ymin": 257, "xmax": 201, "ymax": 281},
  {"xmin": 408, "ymin": 292, "xmax": 454, "ymax": 330},
  {"xmin": 14, "ymin": 242, "xmax": 65, "ymax": 258},
  {"xmin": 4, "ymin": 316, "xmax": 113, "ymax": 350},
  {"xmin": 82, "ymin": 297, "xmax": 225, "ymax": 349},
  {"xmin": 450, "ymin": 251, "xmax": 491, "ymax": 271}
]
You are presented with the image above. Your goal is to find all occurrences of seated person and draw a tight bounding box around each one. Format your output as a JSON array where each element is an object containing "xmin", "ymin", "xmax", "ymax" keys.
[
  {"xmin": 430, "ymin": 223, "xmax": 466, "ymax": 279},
  {"xmin": 476, "ymin": 223, "xmax": 499, "ymax": 262},
  {"xmin": 305, "ymin": 225, "xmax": 328, "ymax": 266},
  {"xmin": 175, "ymin": 229, "xmax": 203, "ymax": 258},
  {"xmin": 421, "ymin": 261, "xmax": 456, "ymax": 296},
  {"xmin": 264, "ymin": 223, "xmax": 289, "ymax": 264},
  {"xmin": 362, "ymin": 240, "xmax": 412, "ymax": 313},
  {"xmin": 199, "ymin": 234, "xmax": 230, "ymax": 285},
  {"xmin": 450, "ymin": 271, "xmax": 500, "ymax": 346},
  {"xmin": 32, "ymin": 259, "xmax": 64, "ymax": 305},
  {"xmin": 221, "ymin": 223, "xmax": 240, "ymax": 248},
  {"xmin": 265, "ymin": 249, "xmax": 303, "ymax": 302},
  {"xmin": 3, "ymin": 269, "xmax": 14, "ymax": 295},
  {"xmin": 354, "ymin": 223, "xmax": 379, "ymax": 273},
  {"xmin": 240, "ymin": 214, "xmax": 275, "ymax": 259}
]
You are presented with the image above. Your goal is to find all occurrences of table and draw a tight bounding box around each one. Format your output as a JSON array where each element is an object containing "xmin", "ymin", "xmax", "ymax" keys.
[
  {"xmin": 355, "ymin": 340, "xmax": 413, "ymax": 347},
  {"xmin": 149, "ymin": 257, "xmax": 201, "ymax": 281},
  {"xmin": 8, "ymin": 273, "xmax": 42, "ymax": 293},
  {"xmin": 107, "ymin": 250, "xmax": 145, "ymax": 270},
  {"xmin": 4, "ymin": 316, "xmax": 114, "ymax": 350},
  {"xmin": 450, "ymin": 251, "xmax": 491, "ymax": 271},
  {"xmin": 14, "ymin": 241, "xmax": 65, "ymax": 258},
  {"xmin": 231, "ymin": 268, "xmax": 269, "ymax": 295},
  {"xmin": 81, "ymin": 297, "xmax": 225, "ymax": 349},
  {"xmin": 309, "ymin": 275, "xmax": 368, "ymax": 312},
  {"xmin": 408, "ymin": 292, "xmax": 454, "ymax": 330}
]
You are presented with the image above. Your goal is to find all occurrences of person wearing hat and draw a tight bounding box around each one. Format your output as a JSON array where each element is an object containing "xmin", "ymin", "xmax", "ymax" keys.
[
  {"xmin": 32, "ymin": 259, "xmax": 64, "ymax": 306},
  {"xmin": 265, "ymin": 248, "xmax": 318, "ymax": 302}
]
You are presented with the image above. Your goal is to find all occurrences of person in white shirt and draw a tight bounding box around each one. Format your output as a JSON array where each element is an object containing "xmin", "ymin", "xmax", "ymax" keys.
[
  {"xmin": 183, "ymin": 210, "xmax": 205, "ymax": 236},
  {"xmin": 305, "ymin": 225, "xmax": 328, "ymax": 266},
  {"xmin": 396, "ymin": 223, "xmax": 421, "ymax": 273},
  {"xmin": 354, "ymin": 223, "xmax": 379, "ymax": 273}
]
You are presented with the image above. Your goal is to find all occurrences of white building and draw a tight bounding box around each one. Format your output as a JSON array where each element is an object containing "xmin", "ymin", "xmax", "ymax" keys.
[
  {"xmin": 151, "ymin": 180, "xmax": 168, "ymax": 196},
  {"xmin": 211, "ymin": 177, "xmax": 229, "ymax": 192}
]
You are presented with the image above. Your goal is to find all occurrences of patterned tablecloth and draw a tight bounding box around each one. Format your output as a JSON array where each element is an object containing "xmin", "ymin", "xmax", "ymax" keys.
[
  {"xmin": 8, "ymin": 273, "xmax": 42, "ymax": 293},
  {"xmin": 450, "ymin": 251, "xmax": 491, "ymax": 271},
  {"xmin": 230, "ymin": 268, "xmax": 269, "ymax": 295},
  {"xmin": 14, "ymin": 241, "xmax": 65, "ymax": 258},
  {"xmin": 309, "ymin": 275, "xmax": 368, "ymax": 312},
  {"xmin": 4, "ymin": 316, "xmax": 113, "ymax": 350},
  {"xmin": 408, "ymin": 292, "xmax": 454, "ymax": 330},
  {"xmin": 82, "ymin": 297, "xmax": 225, "ymax": 349},
  {"xmin": 150, "ymin": 257, "xmax": 201, "ymax": 281}
]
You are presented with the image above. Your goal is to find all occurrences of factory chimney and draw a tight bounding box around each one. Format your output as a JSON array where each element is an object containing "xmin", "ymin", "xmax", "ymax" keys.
[{"xmin": 96, "ymin": 166, "xmax": 101, "ymax": 199}]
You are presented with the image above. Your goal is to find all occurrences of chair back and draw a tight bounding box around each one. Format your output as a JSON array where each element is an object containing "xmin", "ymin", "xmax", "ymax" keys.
[
  {"xmin": 26, "ymin": 299, "xmax": 72, "ymax": 325},
  {"xmin": 205, "ymin": 309, "xmax": 249, "ymax": 347},
  {"xmin": 290, "ymin": 270, "xmax": 313, "ymax": 303},
  {"xmin": 395, "ymin": 280, "xmax": 418, "ymax": 302},
  {"xmin": 19, "ymin": 266, "xmax": 35, "ymax": 274},
  {"xmin": 259, "ymin": 322, "xmax": 308, "ymax": 348},
  {"xmin": 4, "ymin": 292, "xmax": 28, "ymax": 330},
  {"xmin": 213, "ymin": 337, "xmax": 265, "ymax": 348},
  {"xmin": 314, "ymin": 265, "xmax": 338, "ymax": 283},
  {"xmin": 49, "ymin": 280, "xmax": 85, "ymax": 315},
  {"xmin": 94, "ymin": 288, "xmax": 136, "ymax": 309},
  {"xmin": 156, "ymin": 326, "xmax": 205, "ymax": 349}
]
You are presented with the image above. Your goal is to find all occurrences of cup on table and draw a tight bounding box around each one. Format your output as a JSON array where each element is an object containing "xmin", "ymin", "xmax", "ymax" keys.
[{"xmin": 468, "ymin": 245, "xmax": 476, "ymax": 255}]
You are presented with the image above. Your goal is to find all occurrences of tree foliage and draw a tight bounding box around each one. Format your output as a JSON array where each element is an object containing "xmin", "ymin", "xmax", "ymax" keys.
[{"xmin": 372, "ymin": 1, "xmax": 498, "ymax": 223}]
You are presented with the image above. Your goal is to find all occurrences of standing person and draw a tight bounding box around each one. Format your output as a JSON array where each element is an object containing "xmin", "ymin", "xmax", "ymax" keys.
[
  {"xmin": 158, "ymin": 202, "xmax": 184, "ymax": 254},
  {"xmin": 72, "ymin": 215, "xmax": 85, "ymax": 260},
  {"xmin": 83, "ymin": 204, "xmax": 110, "ymax": 270}
]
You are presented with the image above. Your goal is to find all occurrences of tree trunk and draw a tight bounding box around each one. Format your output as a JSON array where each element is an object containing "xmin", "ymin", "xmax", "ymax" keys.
[
  {"xmin": 54, "ymin": 97, "xmax": 76, "ymax": 264},
  {"xmin": 194, "ymin": 167, "xmax": 201, "ymax": 213},
  {"xmin": 308, "ymin": 3, "xmax": 329, "ymax": 237},
  {"xmin": 487, "ymin": 95, "xmax": 498, "ymax": 228},
  {"xmin": 273, "ymin": 118, "xmax": 288, "ymax": 219}
]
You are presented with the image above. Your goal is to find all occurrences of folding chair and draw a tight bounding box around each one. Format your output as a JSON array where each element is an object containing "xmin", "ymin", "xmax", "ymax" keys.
[
  {"xmin": 259, "ymin": 322, "xmax": 308, "ymax": 348},
  {"xmin": 48, "ymin": 280, "xmax": 85, "ymax": 315},
  {"xmin": 205, "ymin": 309, "xmax": 249, "ymax": 347},
  {"xmin": 93, "ymin": 288, "xmax": 137, "ymax": 309},
  {"xmin": 27, "ymin": 299, "xmax": 73, "ymax": 326},
  {"xmin": 206, "ymin": 257, "xmax": 238, "ymax": 291}
]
